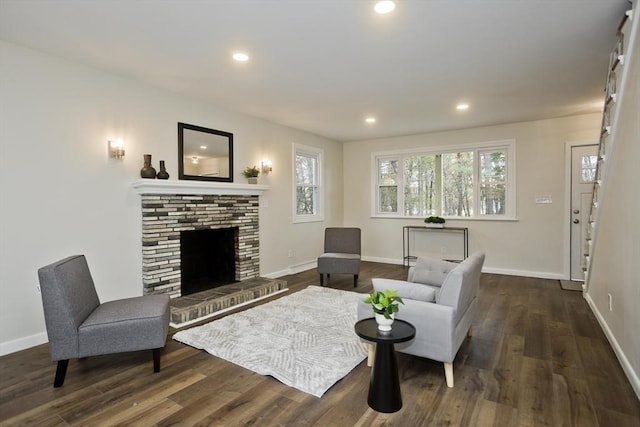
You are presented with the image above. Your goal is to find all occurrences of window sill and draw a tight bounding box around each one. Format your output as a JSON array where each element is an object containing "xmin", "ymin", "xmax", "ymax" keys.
[
  {"xmin": 370, "ymin": 215, "xmax": 518, "ymax": 222},
  {"xmin": 293, "ymin": 215, "xmax": 325, "ymax": 224}
]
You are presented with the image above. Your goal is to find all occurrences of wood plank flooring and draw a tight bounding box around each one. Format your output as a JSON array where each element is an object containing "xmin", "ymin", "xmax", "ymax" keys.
[{"xmin": 1, "ymin": 262, "xmax": 639, "ymax": 426}]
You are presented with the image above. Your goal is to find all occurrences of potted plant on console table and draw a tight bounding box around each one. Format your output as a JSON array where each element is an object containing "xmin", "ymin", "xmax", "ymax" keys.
[
  {"xmin": 364, "ymin": 289, "xmax": 404, "ymax": 332},
  {"xmin": 242, "ymin": 165, "xmax": 260, "ymax": 184},
  {"xmin": 424, "ymin": 216, "xmax": 446, "ymax": 228}
]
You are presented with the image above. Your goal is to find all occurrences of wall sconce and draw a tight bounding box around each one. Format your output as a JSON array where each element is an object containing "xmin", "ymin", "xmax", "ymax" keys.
[
  {"xmin": 261, "ymin": 160, "xmax": 272, "ymax": 174},
  {"xmin": 108, "ymin": 140, "xmax": 125, "ymax": 159}
]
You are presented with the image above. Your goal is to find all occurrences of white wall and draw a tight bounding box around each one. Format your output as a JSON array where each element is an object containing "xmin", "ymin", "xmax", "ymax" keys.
[
  {"xmin": 343, "ymin": 114, "xmax": 601, "ymax": 277},
  {"xmin": 0, "ymin": 41, "xmax": 343, "ymax": 354},
  {"xmin": 585, "ymin": 3, "xmax": 640, "ymax": 397}
]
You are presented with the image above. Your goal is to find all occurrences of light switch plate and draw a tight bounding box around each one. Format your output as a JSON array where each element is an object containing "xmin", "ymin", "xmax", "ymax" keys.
[{"xmin": 535, "ymin": 195, "xmax": 553, "ymax": 204}]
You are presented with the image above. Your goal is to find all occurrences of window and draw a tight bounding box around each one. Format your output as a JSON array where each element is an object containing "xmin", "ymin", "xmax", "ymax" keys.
[
  {"xmin": 373, "ymin": 140, "xmax": 515, "ymax": 219},
  {"xmin": 580, "ymin": 155, "xmax": 597, "ymax": 183},
  {"xmin": 294, "ymin": 144, "xmax": 323, "ymax": 222}
]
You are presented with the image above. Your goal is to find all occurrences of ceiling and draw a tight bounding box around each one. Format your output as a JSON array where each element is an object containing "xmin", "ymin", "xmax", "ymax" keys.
[{"xmin": 0, "ymin": 0, "xmax": 628, "ymax": 142}]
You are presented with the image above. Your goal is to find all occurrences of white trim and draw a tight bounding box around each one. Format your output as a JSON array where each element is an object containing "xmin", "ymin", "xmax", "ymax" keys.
[
  {"xmin": 584, "ymin": 293, "xmax": 640, "ymax": 399},
  {"xmin": 482, "ymin": 266, "xmax": 564, "ymax": 280},
  {"xmin": 0, "ymin": 332, "xmax": 48, "ymax": 356},
  {"xmin": 360, "ymin": 256, "xmax": 565, "ymax": 280},
  {"xmin": 369, "ymin": 215, "xmax": 518, "ymax": 222},
  {"xmin": 132, "ymin": 179, "xmax": 269, "ymax": 196}
]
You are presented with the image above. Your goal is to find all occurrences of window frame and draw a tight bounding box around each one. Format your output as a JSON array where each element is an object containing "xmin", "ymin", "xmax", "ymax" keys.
[
  {"xmin": 371, "ymin": 139, "xmax": 516, "ymax": 220},
  {"xmin": 293, "ymin": 143, "xmax": 324, "ymax": 223}
]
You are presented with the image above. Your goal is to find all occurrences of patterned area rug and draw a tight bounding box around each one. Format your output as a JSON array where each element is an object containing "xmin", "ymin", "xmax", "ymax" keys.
[{"xmin": 173, "ymin": 285, "xmax": 369, "ymax": 397}]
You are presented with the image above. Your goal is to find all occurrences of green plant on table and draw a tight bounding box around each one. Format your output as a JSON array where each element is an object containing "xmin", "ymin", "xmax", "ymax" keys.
[
  {"xmin": 364, "ymin": 289, "xmax": 404, "ymax": 319},
  {"xmin": 424, "ymin": 216, "xmax": 446, "ymax": 224}
]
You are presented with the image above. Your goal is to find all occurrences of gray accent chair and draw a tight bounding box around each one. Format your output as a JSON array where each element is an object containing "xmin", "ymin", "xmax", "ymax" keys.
[
  {"xmin": 317, "ymin": 227, "xmax": 361, "ymax": 288},
  {"xmin": 357, "ymin": 252, "xmax": 485, "ymax": 387},
  {"xmin": 37, "ymin": 255, "xmax": 170, "ymax": 387}
]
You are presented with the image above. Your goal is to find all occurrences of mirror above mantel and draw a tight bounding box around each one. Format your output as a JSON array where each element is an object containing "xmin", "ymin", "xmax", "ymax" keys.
[{"xmin": 178, "ymin": 122, "xmax": 234, "ymax": 182}]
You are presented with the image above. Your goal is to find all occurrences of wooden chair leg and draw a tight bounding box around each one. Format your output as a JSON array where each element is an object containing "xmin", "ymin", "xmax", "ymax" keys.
[
  {"xmin": 53, "ymin": 359, "xmax": 69, "ymax": 388},
  {"xmin": 353, "ymin": 274, "xmax": 358, "ymax": 288},
  {"xmin": 444, "ymin": 362, "xmax": 454, "ymax": 388},
  {"xmin": 367, "ymin": 344, "xmax": 376, "ymax": 367},
  {"xmin": 320, "ymin": 274, "xmax": 324, "ymax": 286},
  {"xmin": 153, "ymin": 348, "xmax": 161, "ymax": 373}
]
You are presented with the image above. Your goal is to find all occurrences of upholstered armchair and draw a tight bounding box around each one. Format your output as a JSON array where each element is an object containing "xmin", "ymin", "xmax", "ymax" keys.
[
  {"xmin": 317, "ymin": 227, "xmax": 361, "ymax": 287},
  {"xmin": 37, "ymin": 255, "xmax": 170, "ymax": 387},
  {"xmin": 357, "ymin": 252, "xmax": 485, "ymax": 387}
]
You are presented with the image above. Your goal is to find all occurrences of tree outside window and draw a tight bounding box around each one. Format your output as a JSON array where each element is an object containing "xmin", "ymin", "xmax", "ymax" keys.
[
  {"xmin": 294, "ymin": 144, "xmax": 323, "ymax": 222},
  {"xmin": 373, "ymin": 140, "xmax": 514, "ymax": 219}
]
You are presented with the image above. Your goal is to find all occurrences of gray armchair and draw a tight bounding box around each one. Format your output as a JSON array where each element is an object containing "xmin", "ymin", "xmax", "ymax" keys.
[
  {"xmin": 37, "ymin": 255, "xmax": 170, "ymax": 387},
  {"xmin": 317, "ymin": 227, "xmax": 361, "ymax": 287},
  {"xmin": 357, "ymin": 252, "xmax": 485, "ymax": 387}
]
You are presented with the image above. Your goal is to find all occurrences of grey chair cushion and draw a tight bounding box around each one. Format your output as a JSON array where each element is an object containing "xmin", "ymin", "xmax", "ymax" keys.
[
  {"xmin": 411, "ymin": 257, "xmax": 457, "ymax": 287},
  {"xmin": 372, "ymin": 278, "xmax": 437, "ymax": 303},
  {"xmin": 79, "ymin": 295, "xmax": 170, "ymax": 357}
]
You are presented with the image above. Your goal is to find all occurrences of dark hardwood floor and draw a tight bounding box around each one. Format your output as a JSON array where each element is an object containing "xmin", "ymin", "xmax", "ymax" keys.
[{"xmin": 1, "ymin": 262, "xmax": 639, "ymax": 426}]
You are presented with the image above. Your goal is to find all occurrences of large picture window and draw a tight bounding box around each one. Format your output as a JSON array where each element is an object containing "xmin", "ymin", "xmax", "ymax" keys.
[
  {"xmin": 373, "ymin": 140, "xmax": 515, "ymax": 219},
  {"xmin": 294, "ymin": 143, "xmax": 323, "ymax": 222}
]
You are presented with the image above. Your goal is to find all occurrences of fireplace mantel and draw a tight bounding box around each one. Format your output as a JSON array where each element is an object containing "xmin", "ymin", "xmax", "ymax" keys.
[{"xmin": 132, "ymin": 179, "xmax": 269, "ymax": 196}]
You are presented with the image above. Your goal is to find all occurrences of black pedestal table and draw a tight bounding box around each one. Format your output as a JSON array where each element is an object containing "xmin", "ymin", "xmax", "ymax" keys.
[{"xmin": 354, "ymin": 318, "xmax": 416, "ymax": 413}]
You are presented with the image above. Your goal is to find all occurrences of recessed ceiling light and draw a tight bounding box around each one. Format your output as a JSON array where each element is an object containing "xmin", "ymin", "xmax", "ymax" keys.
[
  {"xmin": 232, "ymin": 52, "xmax": 249, "ymax": 62},
  {"xmin": 374, "ymin": 1, "xmax": 395, "ymax": 14},
  {"xmin": 365, "ymin": 117, "xmax": 377, "ymax": 124},
  {"xmin": 456, "ymin": 103, "xmax": 470, "ymax": 111},
  {"xmin": 200, "ymin": 145, "xmax": 207, "ymax": 150}
]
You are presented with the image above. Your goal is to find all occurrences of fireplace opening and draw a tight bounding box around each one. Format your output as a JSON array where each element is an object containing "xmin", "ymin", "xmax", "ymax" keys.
[{"xmin": 180, "ymin": 227, "xmax": 238, "ymax": 296}]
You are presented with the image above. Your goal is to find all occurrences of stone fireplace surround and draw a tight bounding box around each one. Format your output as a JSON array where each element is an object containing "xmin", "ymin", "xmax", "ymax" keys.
[
  {"xmin": 133, "ymin": 180, "xmax": 288, "ymax": 326},
  {"xmin": 132, "ymin": 180, "xmax": 270, "ymax": 298}
]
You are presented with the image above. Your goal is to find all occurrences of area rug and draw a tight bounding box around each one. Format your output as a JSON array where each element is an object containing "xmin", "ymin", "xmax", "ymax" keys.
[{"xmin": 173, "ymin": 285, "xmax": 369, "ymax": 397}]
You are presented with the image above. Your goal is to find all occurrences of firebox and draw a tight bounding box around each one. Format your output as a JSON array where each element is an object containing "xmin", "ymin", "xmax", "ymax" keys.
[{"xmin": 180, "ymin": 227, "xmax": 238, "ymax": 296}]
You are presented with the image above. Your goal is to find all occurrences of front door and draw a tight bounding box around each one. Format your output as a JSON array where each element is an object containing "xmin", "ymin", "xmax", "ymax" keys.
[{"xmin": 570, "ymin": 144, "xmax": 598, "ymax": 281}]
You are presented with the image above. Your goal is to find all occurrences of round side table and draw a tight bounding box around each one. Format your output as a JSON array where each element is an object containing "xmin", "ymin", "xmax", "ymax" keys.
[{"xmin": 354, "ymin": 318, "xmax": 416, "ymax": 413}]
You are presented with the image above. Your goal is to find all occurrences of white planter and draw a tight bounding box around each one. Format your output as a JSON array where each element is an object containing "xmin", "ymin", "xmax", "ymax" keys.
[
  {"xmin": 424, "ymin": 223, "xmax": 445, "ymax": 228},
  {"xmin": 375, "ymin": 313, "xmax": 394, "ymax": 332}
]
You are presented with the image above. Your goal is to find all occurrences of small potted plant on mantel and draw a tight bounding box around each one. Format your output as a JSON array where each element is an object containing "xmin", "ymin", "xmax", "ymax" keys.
[
  {"xmin": 364, "ymin": 289, "xmax": 404, "ymax": 332},
  {"xmin": 242, "ymin": 165, "xmax": 260, "ymax": 184},
  {"xmin": 424, "ymin": 216, "xmax": 446, "ymax": 228}
]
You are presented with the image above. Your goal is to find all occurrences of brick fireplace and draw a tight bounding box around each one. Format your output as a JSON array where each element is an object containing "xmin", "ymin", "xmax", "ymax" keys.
[{"xmin": 132, "ymin": 180, "xmax": 268, "ymax": 298}]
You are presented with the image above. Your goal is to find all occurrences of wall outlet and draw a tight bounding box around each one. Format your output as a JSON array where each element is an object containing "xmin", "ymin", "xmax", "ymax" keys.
[
  {"xmin": 288, "ymin": 249, "xmax": 293, "ymax": 258},
  {"xmin": 608, "ymin": 293, "xmax": 613, "ymax": 311}
]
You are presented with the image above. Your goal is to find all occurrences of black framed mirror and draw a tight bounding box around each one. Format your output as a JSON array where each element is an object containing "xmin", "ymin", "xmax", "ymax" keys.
[{"xmin": 178, "ymin": 122, "xmax": 234, "ymax": 182}]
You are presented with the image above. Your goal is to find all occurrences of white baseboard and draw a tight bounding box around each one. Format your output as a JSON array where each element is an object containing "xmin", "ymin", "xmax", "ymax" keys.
[
  {"xmin": 0, "ymin": 332, "xmax": 48, "ymax": 356},
  {"xmin": 362, "ymin": 256, "xmax": 565, "ymax": 280},
  {"xmin": 362, "ymin": 256, "xmax": 403, "ymax": 265},
  {"xmin": 584, "ymin": 293, "xmax": 640, "ymax": 400},
  {"xmin": 263, "ymin": 260, "xmax": 318, "ymax": 279},
  {"xmin": 481, "ymin": 266, "xmax": 564, "ymax": 280}
]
